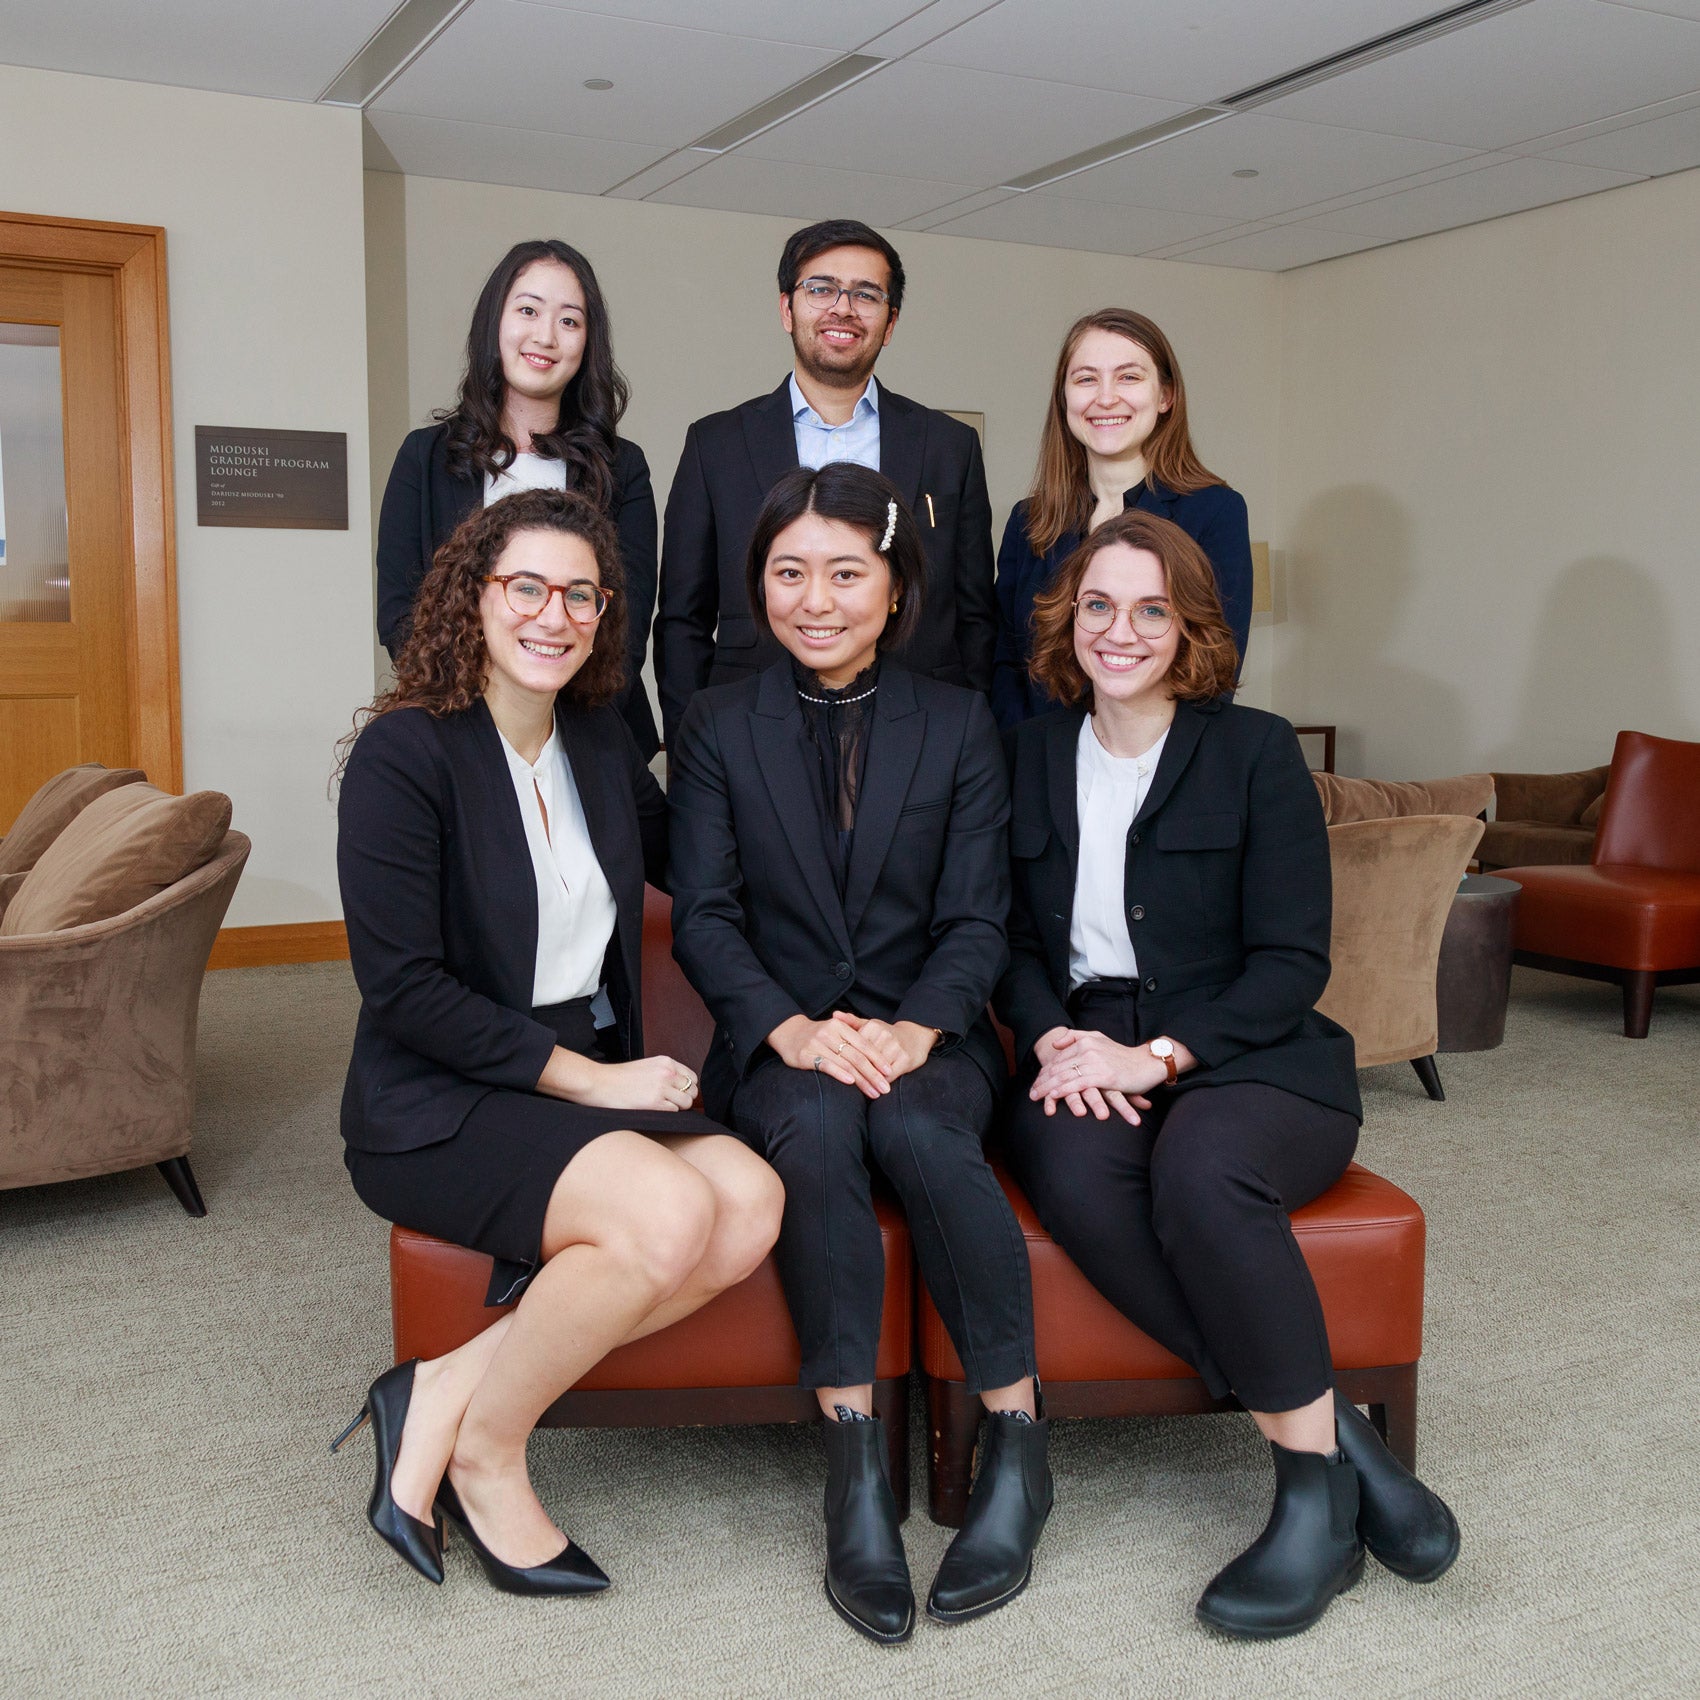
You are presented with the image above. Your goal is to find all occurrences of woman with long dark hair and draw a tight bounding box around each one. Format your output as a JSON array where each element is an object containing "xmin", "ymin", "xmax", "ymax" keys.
[
  {"xmin": 668, "ymin": 464, "xmax": 1049, "ymax": 1645},
  {"xmin": 336, "ymin": 487, "xmax": 781, "ymax": 1596},
  {"xmin": 991, "ymin": 308, "xmax": 1252, "ymax": 728},
  {"xmin": 375, "ymin": 239, "xmax": 662, "ymax": 755}
]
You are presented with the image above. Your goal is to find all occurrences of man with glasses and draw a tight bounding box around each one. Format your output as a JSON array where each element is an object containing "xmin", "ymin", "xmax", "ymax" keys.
[{"xmin": 654, "ymin": 219, "xmax": 995, "ymax": 748}]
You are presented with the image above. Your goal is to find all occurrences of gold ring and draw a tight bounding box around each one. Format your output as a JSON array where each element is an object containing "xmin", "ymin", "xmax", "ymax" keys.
[{"xmin": 836, "ymin": 1040, "xmax": 848, "ymax": 1054}]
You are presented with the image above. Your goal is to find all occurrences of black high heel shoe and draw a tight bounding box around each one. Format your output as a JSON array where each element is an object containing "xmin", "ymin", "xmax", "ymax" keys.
[
  {"xmin": 330, "ymin": 1359, "xmax": 444, "ymax": 1585},
  {"xmin": 435, "ymin": 1478, "xmax": 610, "ymax": 1597}
]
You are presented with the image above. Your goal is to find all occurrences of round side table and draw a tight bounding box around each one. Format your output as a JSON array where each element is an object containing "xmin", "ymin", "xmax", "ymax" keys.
[{"xmin": 1436, "ymin": 874, "xmax": 1521, "ymax": 1052}]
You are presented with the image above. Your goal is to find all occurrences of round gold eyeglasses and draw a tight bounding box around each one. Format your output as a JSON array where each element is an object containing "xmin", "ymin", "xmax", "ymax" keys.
[{"xmin": 1073, "ymin": 593, "xmax": 1174, "ymax": 639}]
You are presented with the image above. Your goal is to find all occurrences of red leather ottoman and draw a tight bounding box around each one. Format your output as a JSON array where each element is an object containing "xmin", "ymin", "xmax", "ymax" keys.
[{"xmin": 919, "ymin": 1159, "xmax": 1426, "ymax": 1526}]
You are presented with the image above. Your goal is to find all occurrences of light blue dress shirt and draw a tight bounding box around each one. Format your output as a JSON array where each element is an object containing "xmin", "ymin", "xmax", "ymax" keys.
[{"xmin": 790, "ymin": 373, "xmax": 881, "ymax": 472}]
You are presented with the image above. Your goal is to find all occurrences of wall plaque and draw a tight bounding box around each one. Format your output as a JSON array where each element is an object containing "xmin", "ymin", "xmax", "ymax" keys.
[{"xmin": 195, "ymin": 426, "xmax": 348, "ymax": 529}]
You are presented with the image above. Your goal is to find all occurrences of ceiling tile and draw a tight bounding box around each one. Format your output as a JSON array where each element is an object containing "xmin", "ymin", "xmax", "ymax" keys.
[
  {"xmin": 1053, "ymin": 112, "xmax": 1479, "ymax": 220},
  {"xmin": 909, "ymin": 0, "xmax": 1441, "ymax": 102},
  {"xmin": 1167, "ymin": 222, "xmax": 1395, "ymax": 270},
  {"xmin": 1307, "ymin": 153, "xmax": 1646, "ymax": 237},
  {"xmin": 648, "ymin": 154, "xmax": 980, "ymax": 225},
  {"xmin": 515, "ymin": 0, "xmax": 922, "ymax": 50},
  {"xmin": 1536, "ymin": 97, "xmax": 1700, "ymax": 171},
  {"xmin": 364, "ymin": 109, "xmax": 665, "ymax": 195},
  {"xmin": 740, "ymin": 59, "xmax": 1188, "ymax": 184},
  {"xmin": 0, "ymin": 0, "xmax": 398, "ymax": 101},
  {"xmin": 1595, "ymin": 0, "xmax": 1700, "ymax": 20},
  {"xmin": 376, "ymin": 2, "xmax": 836, "ymax": 147},
  {"xmin": 1262, "ymin": 0, "xmax": 1700, "ymax": 151},
  {"xmin": 930, "ymin": 191, "xmax": 1233, "ymax": 256}
]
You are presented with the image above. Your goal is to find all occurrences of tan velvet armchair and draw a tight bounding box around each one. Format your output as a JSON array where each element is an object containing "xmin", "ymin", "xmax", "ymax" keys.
[
  {"xmin": 1313, "ymin": 774, "xmax": 1489, "ymax": 1102},
  {"xmin": 0, "ymin": 832, "xmax": 250, "ymax": 1214}
]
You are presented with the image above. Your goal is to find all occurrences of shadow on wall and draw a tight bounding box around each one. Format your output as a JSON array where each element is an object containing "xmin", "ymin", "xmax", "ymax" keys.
[
  {"xmin": 1277, "ymin": 484, "xmax": 1468, "ymax": 779},
  {"xmin": 1491, "ymin": 557, "xmax": 1698, "ymax": 772}
]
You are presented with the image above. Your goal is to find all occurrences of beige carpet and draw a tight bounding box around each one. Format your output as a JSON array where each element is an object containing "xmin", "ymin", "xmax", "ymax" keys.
[{"xmin": 2, "ymin": 965, "xmax": 1696, "ymax": 1699}]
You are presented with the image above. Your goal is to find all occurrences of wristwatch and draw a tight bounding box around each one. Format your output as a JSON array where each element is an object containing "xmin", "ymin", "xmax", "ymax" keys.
[{"xmin": 1149, "ymin": 1036, "xmax": 1179, "ymax": 1085}]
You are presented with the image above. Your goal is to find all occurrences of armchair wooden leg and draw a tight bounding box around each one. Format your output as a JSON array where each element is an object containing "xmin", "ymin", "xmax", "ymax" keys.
[
  {"xmin": 925, "ymin": 1374, "xmax": 980, "ymax": 1529},
  {"xmin": 157, "ymin": 1157, "xmax": 207, "ymax": 1217},
  {"xmin": 1622, "ymin": 971, "xmax": 1655, "ymax": 1039},
  {"xmin": 1410, "ymin": 1055, "xmax": 1445, "ymax": 1101},
  {"xmin": 871, "ymin": 1373, "xmax": 911, "ymax": 1523}
]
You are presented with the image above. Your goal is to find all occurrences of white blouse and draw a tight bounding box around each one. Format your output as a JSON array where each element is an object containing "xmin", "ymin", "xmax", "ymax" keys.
[
  {"xmin": 1068, "ymin": 716, "xmax": 1169, "ymax": 988},
  {"xmin": 498, "ymin": 727, "xmax": 618, "ymax": 1013},
  {"xmin": 484, "ymin": 452, "xmax": 568, "ymax": 506}
]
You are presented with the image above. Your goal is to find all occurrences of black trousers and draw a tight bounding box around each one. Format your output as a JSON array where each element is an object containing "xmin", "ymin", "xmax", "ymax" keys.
[
  {"xmin": 731, "ymin": 1049, "xmax": 1035, "ymax": 1394},
  {"xmin": 1004, "ymin": 994, "xmax": 1358, "ymax": 1413}
]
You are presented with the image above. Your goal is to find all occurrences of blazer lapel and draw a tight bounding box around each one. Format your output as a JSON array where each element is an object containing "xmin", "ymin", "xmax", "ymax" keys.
[
  {"xmin": 1132, "ymin": 701, "xmax": 1210, "ymax": 828},
  {"xmin": 742, "ymin": 378, "xmax": 801, "ymax": 497},
  {"xmin": 875, "ymin": 388, "xmax": 928, "ymax": 515},
  {"xmin": 460, "ymin": 701, "xmax": 540, "ymax": 1008},
  {"xmin": 1045, "ymin": 708, "xmax": 1084, "ymax": 859},
  {"xmin": 554, "ymin": 703, "xmax": 621, "ymax": 886},
  {"xmin": 843, "ymin": 668, "xmax": 924, "ymax": 938},
  {"xmin": 430, "ymin": 428, "xmax": 481, "ymax": 548}
]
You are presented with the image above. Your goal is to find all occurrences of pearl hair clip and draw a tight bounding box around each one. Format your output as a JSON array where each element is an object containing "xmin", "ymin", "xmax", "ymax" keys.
[{"xmin": 879, "ymin": 500, "xmax": 897, "ymax": 553}]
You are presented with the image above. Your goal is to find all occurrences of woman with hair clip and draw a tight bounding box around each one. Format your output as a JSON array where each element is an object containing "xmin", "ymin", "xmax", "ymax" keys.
[
  {"xmin": 375, "ymin": 238, "xmax": 662, "ymax": 756},
  {"xmin": 668, "ymin": 463, "xmax": 1049, "ymax": 1646},
  {"xmin": 334, "ymin": 487, "xmax": 782, "ymax": 1597},
  {"xmin": 997, "ymin": 508, "xmax": 1459, "ymax": 1640},
  {"xmin": 991, "ymin": 308, "xmax": 1252, "ymax": 728}
]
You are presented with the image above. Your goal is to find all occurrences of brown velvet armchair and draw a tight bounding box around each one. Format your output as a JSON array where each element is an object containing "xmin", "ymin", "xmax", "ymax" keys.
[
  {"xmin": 1479, "ymin": 765, "xmax": 1609, "ymax": 872},
  {"xmin": 0, "ymin": 832, "xmax": 250, "ymax": 1214}
]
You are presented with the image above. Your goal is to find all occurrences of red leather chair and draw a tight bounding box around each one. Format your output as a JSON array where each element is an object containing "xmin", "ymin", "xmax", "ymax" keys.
[
  {"xmin": 1498, "ymin": 730, "xmax": 1700, "ymax": 1037},
  {"xmin": 387, "ymin": 887, "xmax": 915, "ymax": 1510}
]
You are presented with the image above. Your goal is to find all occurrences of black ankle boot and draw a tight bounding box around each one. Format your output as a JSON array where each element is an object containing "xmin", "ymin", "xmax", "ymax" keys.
[
  {"xmin": 1334, "ymin": 1394, "xmax": 1460, "ymax": 1582},
  {"xmin": 1195, "ymin": 1441, "xmax": 1364, "ymax": 1640},
  {"xmin": 822, "ymin": 1415, "xmax": 914, "ymax": 1644},
  {"xmin": 928, "ymin": 1408, "xmax": 1052, "ymax": 1623}
]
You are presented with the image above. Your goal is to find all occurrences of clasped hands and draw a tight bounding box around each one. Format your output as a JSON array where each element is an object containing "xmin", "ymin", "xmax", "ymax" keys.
[
  {"xmin": 770, "ymin": 1011, "xmax": 936, "ymax": 1098},
  {"xmin": 1030, "ymin": 1027, "xmax": 1188, "ymax": 1124}
]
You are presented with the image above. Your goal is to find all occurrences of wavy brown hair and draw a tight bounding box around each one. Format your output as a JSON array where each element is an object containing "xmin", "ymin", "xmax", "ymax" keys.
[
  {"xmin": 337, "ymin": 489, "xmax": 627, "ymax": 773},
  {"xmin": 1028, "ymin": 509, "xmax": 1238, "ymax": 707},
  {"xmin": 1026, "ymin": 308, "xmax": 1223, "ymax": 556}
]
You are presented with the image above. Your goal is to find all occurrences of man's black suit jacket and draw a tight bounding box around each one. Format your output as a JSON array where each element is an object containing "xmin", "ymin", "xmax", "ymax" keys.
[
  {"xmin": 336, "ymin": 697, "xmax": 666, "ymax": 1155},
  {"xmin": 667, "ymin": 660, "xmax": 1009, "ymax": 1120},
  {"xmin": 997, "ymin": 697, "xmax": 1361, "ymax": 1120},
  {"xmin": 374, "ymin": 422, "xmax": 661, "ymax": 756},
  {"xmin": 653, "ymin": 378, "xmax": 996, "ymax": 748}
]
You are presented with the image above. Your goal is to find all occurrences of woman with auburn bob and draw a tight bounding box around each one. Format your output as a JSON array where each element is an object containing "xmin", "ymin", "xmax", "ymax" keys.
[
  {"xmin": 375, "ymin": 239, "xmax": 662, "ymax": 756},
  {"xmin": 668, "ymin": 464, "xmax": 1048, "ymax": 1646},
  {"xmin": 991, "ymin": 308, "xmax": 1251, "ymax": 728},
  {"xmin": 334, "ymin": 487, "xmax": 782, "ymax": 1597},
  {"xmin": 998, "ymin": 509, "xmax": 1458, "ymax": 1640}
]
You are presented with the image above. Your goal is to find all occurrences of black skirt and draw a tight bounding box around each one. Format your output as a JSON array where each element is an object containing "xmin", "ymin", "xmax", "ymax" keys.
[{"xmin": 345, "ymin": 995, "xmax": 727, "ymax": 1304}]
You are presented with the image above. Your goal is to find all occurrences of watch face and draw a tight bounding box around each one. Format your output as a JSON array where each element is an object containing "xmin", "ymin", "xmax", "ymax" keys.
[{"xmin": 1151, "ymin": 1038, "xmax": 1173, "ymax": 1057}]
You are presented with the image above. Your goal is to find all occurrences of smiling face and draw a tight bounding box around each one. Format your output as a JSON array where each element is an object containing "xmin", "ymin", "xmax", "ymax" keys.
[
  {"xmin": 496, "ymin": 259, "xmax": 587, "ymax": 409},
  {"xmin": 762, "ymin": 511, "xmax": 892, "ymax": 687},
  {"xmin": 1072, "ymin": 543, "xmax": 1181, "ymax": 706},
  {"xmin": 479, "ymin": 528, "xmax": 602, "ymax": 706},
  {"xmin": 779, "ymin": 244, "xmax": 897, "ymax": 389},
  {"xmin": 1062, "ymin": 327, "xmax": 1172, "ymax": 464}
]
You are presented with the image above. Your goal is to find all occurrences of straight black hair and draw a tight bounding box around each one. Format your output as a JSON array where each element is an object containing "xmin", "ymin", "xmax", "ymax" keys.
[
  {"xmin": 776, "ymin": 220, "xmax": 906, "ymax": 314},
  {"xmin": 745, "ymin": 464, "xmax": 924, "ymax": 652},
  {"xmin": 436, "ymin": 239, "xmax": 630, "ymax": 508}
]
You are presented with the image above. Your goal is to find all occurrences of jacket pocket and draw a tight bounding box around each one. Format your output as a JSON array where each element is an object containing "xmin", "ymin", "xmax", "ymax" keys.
[
  {"xmin": 716, "ymin": 615, "xmax": 760, "ymax": 651},
  {"xmin": 1011, "ymin": 820, "xmax": 1050, "ymax": 859},
  {"xmin": 1155, "ymin": 811, "xmax": 1242, "ymax": 851}
]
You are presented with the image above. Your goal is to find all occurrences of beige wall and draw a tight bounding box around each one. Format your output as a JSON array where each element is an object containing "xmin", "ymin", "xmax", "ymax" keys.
[
  {"xmin": 374, "ymin": 171, "xmax": 1286, "ymax": 710},
  {"xmin": 0, "ymin": 64, "xmax": 373, "ymax": 926},
  {"xmin": 1272, "ymin": 167, "xmax": 1700, "ymax": 781}
]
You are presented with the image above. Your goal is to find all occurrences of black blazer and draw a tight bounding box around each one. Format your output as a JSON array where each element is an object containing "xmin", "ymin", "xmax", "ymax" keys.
[
  {"xmin": 375, "ymin": 422, "xmax": 661, "ymax": 757},
  {"xmin": 991, "ymin": 482, "xmax": 1253, "ymax": 728},
  {"xmin": 336, "ymin": 698, "xmax": 666, "ymax": 1155},
  {"xmin": 667, "ymin": 660, "xmax": 1009, "ymax": 1120},
  {"xmin": 653, "ymin": 379, "xmax": 997, "ymax": 748},
  {"xmin": 997, "ymin": 699, "xmax": 1360, "ymax": 1119}
]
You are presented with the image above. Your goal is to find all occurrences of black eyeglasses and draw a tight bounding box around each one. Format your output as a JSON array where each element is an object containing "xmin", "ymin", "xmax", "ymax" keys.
[
  {"xmin": 795, "ymin": 276, "xmax": 890, "ymax": 316},
  {"xmin": 484, "ymin": 574, "xmax": 612, "ymax": 622}
]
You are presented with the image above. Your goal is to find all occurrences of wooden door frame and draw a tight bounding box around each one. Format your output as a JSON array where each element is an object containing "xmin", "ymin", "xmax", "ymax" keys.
[{"xmin": 1, "ymin": 209, "xmax": 180, "ymax": 790}]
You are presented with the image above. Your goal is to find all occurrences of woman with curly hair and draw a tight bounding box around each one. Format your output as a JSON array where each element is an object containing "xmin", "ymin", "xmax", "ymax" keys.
[
  {"xmin": 334, "ymin": 487, "xmax": 782, "ymax": 1597},
  {"xmin": 375, "ymin": 238, "xmax": 662, "ymax": 755}
]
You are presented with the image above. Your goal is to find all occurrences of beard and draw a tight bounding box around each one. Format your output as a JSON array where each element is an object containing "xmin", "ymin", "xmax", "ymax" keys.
[{"xmin": 791, "ymin": 319, "xmax": 884, "ymax": 390}]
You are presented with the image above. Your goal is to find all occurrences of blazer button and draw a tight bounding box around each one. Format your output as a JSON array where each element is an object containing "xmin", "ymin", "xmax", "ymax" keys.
[
  {"xmin": 833, "ymin": 961, "xmax": 852, "ymax": 980},
  {"xmin": 1143, "ymin": 975, "xmax": 1158, "ymax": 993},
  {"xmin": 1128, "ymin": 905, "xmax": 1146, "ymax": 922},
  {"xmin": 1130, "ymin": 831, "xmax": 1141, "ymax": 847}
]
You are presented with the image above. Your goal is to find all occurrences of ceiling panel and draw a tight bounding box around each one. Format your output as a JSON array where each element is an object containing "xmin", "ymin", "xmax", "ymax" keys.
[
  {"xmin": 0, "ymin": 0, "xmax": 397, "ymax": 101},
  {"xmin": 931, "ymin": 190, "xmax": 1234, "ymax": 255},
  {"xmin": 375, "ymin": 2, "xmax": 836, "ymax": 147},
  {"xmin": 741, "ymin": 60, "xmax": 1188, "ymax": 184},
  {"xmin": 649, "ymin": 154, "xmax": 980, "ymax": 225},
  {"xmin": 911, "ymin": 0, "xmax": 1441, "ymax": 102},
  {"xmin": 1307, "ymin": 153, "xmax": 1645, "ymax": 238},
  {"xmin": 516, "ymin": 0, "xmax": 923, "ymax": 49},
  {"xmin": 1598, "ymin": 0, "xmax": 1700, "ymax": 19},
  {"xmin": 364, "ymin": 109, "xmax": 663, "ymax": 195},
  {"xmin": 1536, "ymin": 97, "xmax": 1700, "ymax": 171},
  {"xmin": 1262, "ymin": 0, "xmax": 1700, "ymax": 151},
  {"xmin": 1165, "ymin": 222, "xmax": 1395, "ymax": 270},
  {"xmin": 1053, "ymin": 113, "xmax": 1478, "ymax": 220}
]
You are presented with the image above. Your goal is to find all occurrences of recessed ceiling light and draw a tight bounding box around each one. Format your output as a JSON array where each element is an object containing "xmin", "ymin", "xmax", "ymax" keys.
[
  {"xmin": 1232, "ymin": 168, "xmax": 1260, "ymax": 178},
  {"xmin": 583, "ymin": 78, "xmax": 614, "ymax": 90}
]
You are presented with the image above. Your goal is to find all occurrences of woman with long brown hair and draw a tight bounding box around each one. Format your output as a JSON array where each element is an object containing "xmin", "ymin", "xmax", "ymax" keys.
[
  {"xmin": 334, "ymin": 487, "xmax": 782, "ymax": 1597},
  {"xmin": 991, "ymin": 308, "xmax": 1251, "ymax": 727}
]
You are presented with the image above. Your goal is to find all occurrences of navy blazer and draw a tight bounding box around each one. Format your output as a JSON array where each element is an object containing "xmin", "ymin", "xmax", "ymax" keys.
[
  {"xmin": 990, "ymin": 481, "xmax": 1253, "ymax": 728},
  {"xmin": 996, "ymin": 698, "xmax": 1360, "ymax": 1120},
  {"xmin": 336, "ymin": 698, "xmax": 666, "ymax": 1155},
  {"xmin": 653, "ymin": 379, "xmax": 997, "ymax": 748},
  {"xmin": 667, "ymin": 660, "xmax": 1009, "ymax": 1120},
  {"xmin": 375, "ymin": 422, "xmax": 661, "ymax": 757}
]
